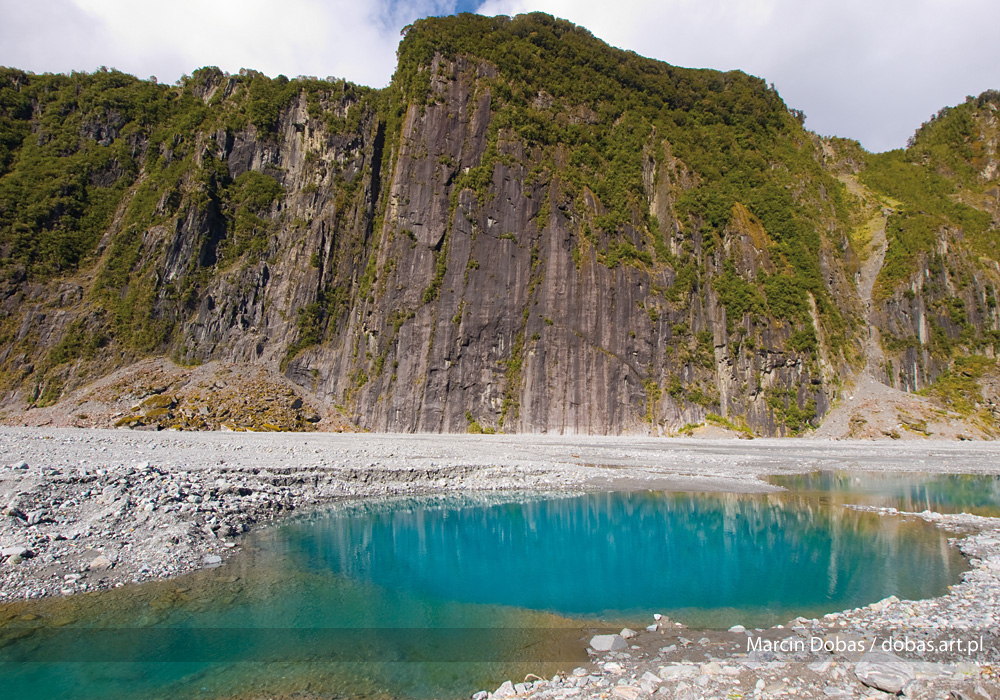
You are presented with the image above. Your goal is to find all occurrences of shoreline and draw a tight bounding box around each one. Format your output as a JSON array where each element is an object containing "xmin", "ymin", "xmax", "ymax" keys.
[
  {"xmin": 2, "ymin": 427, "xmax": 1000, "ymax": 698},
  {"xmin": 495, "ymin": 509, "xmax": 1000, "ymax": 700},
  {"xmin": 2, "ymin": 427, "xmax": 1000, "ymax": 602}
]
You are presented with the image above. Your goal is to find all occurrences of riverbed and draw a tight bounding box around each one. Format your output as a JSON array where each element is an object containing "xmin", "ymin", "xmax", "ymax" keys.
[{"xmin": 2, "ymin": 429, "xmax": 1000, "ymax": 699}]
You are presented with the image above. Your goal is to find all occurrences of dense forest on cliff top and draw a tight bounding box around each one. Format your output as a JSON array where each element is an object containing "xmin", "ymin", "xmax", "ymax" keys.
[{"xmin": 0, "ymin": 12, "xmax": 997, "ymax": 436}]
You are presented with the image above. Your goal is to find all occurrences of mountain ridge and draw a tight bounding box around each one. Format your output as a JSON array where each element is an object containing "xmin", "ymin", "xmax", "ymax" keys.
[{"xmin": 0, "ymin": 12, "xmax": 997, "ymax": 437}]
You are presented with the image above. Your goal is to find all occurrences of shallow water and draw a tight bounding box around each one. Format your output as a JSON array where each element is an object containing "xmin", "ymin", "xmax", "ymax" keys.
[
  {"xmin": 769, "ymin": 471, "xmax": 1000, "ymax": 517},
  {"xmin": 0, "ymin": 484, "xmax": 973, "ymax": 700}
]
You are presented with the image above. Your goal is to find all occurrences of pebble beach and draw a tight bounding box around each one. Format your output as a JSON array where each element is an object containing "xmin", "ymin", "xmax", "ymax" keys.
[{"xmin": 2, "ymin": 427, "xmax": 1000, "ymax": 700}]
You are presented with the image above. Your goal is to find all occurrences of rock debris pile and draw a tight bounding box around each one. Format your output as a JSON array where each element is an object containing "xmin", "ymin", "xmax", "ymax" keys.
[{"xmin": 0, "ymin": 429, "xmax": 567, "ymax": 601}]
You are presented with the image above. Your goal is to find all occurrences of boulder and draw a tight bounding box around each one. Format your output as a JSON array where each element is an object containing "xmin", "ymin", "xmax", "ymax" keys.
[
  {"xmin": 855, "ymin": 650, "xmax": 915, "ymax": 694},
  {"xmin": 88, "ymin": 555, "xmax": 113, "ymax": 571},
  {"xmin": 590, "ymin": 634, "xmax": 628, "ymax": 652},
  {"xmin": 492, "ymin": 680, "xmax": 515, "ymax": 698}
]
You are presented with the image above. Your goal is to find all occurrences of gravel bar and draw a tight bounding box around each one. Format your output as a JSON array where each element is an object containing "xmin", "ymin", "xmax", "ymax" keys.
[
  {"xmin": 3, "ymin": 428, "xmax": 1000, "ymax": 700},
  {"xmin": 3, "ymin": 428, "xmax": 1000, "ymax": 601}
]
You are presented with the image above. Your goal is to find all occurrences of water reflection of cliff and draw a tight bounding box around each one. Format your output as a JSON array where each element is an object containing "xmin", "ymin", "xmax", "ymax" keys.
[
  {"xmin": 0, "ymin": 488, "xmax": 971, "ymax": 700},
  {"xmin": 275, "ymin": 491, "xmax": 965, "ymax": 622},
  {"xmin": 769, "ymin": 472, "xmax": 1000, "ymax": 517}
]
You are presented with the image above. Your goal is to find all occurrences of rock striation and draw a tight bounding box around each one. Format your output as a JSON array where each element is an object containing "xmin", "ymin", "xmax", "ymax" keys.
[{"xmin": 0, "ymin": 14, "xmax": 997, "ymax": 436}]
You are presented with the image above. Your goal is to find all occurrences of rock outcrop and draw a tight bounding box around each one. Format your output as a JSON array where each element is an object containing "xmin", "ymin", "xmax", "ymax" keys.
[{"xmin": 0, "ymin": 14, "xmax": 997, "ymax": 436}]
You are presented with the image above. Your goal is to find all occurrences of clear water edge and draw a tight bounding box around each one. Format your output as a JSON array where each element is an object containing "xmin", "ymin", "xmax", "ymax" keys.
[{"xmin": 1, "ymin": 471, "xmax": 997, "ymax": 700}]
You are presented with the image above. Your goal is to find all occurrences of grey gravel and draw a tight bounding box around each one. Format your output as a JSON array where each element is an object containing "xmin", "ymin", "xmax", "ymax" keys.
[{"xmin": 2, "ymin": 427, "xmax": 1000, "ymax": 700}]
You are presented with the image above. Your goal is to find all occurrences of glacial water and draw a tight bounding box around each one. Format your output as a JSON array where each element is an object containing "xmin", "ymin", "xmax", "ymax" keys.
[
  {"xmin": 0, "ymin": 482, "xmax": 975, "ymax": 700},
  {"xmin": 769, "ymin": 471, "xmax": 1000, "ymax": 516}
]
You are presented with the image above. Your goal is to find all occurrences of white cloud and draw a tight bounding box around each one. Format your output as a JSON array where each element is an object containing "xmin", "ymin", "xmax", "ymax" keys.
[
  {"xmin": 0, "ymin": 0, "xmax": 119, "ymax": 74},
  {"xmin": 0, "ymin": 0, "xmax": 458, "ymax": 86},
  {"xmin": 475, "ymin": 0, "xmax": 999, "ymax": 152},
  {"xmin": 1, "ymin": 0, "xmax": 996, "ymax": 151}
]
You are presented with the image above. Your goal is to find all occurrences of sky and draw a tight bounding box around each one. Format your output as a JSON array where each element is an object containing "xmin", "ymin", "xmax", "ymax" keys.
[{"xmin": 1, "ymin": 0, "xmax": 997, "ymax": 152}]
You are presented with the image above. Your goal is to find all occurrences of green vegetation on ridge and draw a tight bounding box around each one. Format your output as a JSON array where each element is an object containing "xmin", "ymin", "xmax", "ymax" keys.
[
  {"xmin": 1, "ymin": 12, "xmax": 997, "ymax": 434},
  {"xmin": 396, "ymin": 13, "xmax": 851, "ymax": 362},
  {"xmin": 861, "ymin": 91, "xmax": 1000, "ymax": 300}
]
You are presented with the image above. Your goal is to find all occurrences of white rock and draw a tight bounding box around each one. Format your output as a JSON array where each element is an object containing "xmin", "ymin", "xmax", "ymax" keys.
[
  {"xmin": 620, "ymin": 628, "xmax": 638, "ymax": 639},
  {"xmin": 611, "ymin": 686, "xmax": 640, "ymax": 700},
  {"xmin": 729, "ymin": 625, "xmax": 746, "ymax": 634},
  {"xmin": 641, "ymin": 671, "xmax": 661, "ymax": 685},
  {"xmin": 87, "ymin": 555, "xmax": 113, "ymax": 571},
  {"xmin": 590, "ymin": 634, "xmax": 628, "ymax": 652},
  {"xmin": 909, "ymin": 661, "xmax": 955, "ymax": 678},
  {"xmin": 658, "ymin": 664, "xmax": 699, "ymax": 681},
  {"xmin": 699, "ymin": 661, "xmax": 722, "ymax": 675},
  {"xmin": 855, "ymin": 651, "xmax": 915, "ymax": 694},
  {"xmin": 808, "ymin": 660, "xmax": 833, "ymax": 674},
  {"xmin": 493, "ymin": 680, "xmax": 515, "ymax": 698},
  {"xmin": 1, "ymin": 546, "xmax": 30, "ymax": 559}
]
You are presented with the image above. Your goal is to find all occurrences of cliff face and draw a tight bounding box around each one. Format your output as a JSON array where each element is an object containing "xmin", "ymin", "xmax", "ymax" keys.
[
  {"xmin": 861, "ymin": 95, "xmax": 1000, "ymax": 393},
  {"xmin": 0, "ymin": 13, "xmax": 998, "ymax": 436}
]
